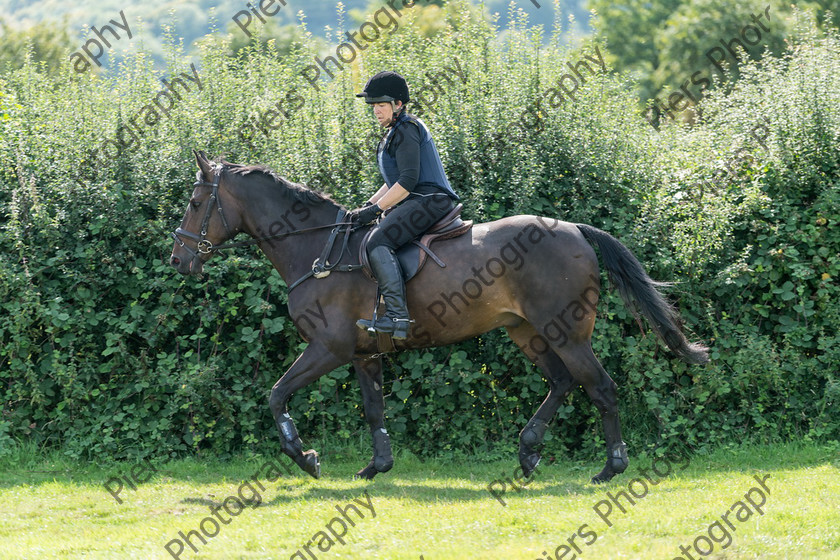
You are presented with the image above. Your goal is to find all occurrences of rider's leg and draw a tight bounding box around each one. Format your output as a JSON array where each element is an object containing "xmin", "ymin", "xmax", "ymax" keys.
[
  {"xmin": 357, "ymin": 194, "xmax": 454, "ymax": 339},
  {"xmin": 364, "ymin": 245, "xmax": 412, "ymax": 339}
]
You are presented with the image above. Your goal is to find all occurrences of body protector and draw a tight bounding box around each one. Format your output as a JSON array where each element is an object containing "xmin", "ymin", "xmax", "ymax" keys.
[{"xmin": 377, "ymin": 112, "xmax": 459, "ymax": 201}]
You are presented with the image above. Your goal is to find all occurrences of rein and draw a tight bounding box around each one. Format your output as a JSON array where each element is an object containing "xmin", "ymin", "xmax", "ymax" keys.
[{"xmin": 170, "ymin": 167, "xmax": 362, "ymax": 291}]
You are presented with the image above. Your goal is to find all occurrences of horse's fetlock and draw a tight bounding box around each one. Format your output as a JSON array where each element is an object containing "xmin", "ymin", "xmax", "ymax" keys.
[
  {"xmin": 371, "ymin": 428, "xmax": 393, "ymax": 472},
  {"xmin": 277, "ymin": 413, "xmax": 301, "ymax": 444},
  {"xmin": 520, "ymin": 419, "xmax": 548, "ymax": 449},
  {"xmin": 609, "ymin": 442, "xmax": 628, "ymax": 473},
  {"xmin": 374, "ymin": 455, "xmax": 394, "ymax": 472}
]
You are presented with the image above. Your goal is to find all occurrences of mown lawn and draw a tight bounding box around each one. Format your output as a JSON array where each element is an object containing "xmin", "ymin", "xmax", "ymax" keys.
[{"xmin": 0, "ymin": 442, "xmax": 837, "ymax": 559}]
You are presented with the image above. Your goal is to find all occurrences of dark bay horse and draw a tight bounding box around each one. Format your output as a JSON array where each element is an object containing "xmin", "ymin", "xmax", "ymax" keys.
[{"xmin": 170, "ymin": 151, "xmax": 709, "ymax": 483}]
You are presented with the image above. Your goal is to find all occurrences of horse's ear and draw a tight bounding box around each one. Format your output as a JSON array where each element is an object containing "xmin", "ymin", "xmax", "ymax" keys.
[{"xmin": 193, "ymin": 149, "xmax": 214, "ymax": 180}]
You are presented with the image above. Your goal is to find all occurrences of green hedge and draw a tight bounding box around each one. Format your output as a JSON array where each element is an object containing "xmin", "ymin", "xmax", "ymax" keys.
[{"xmin": 0, "ymin": 3, "xmax": 837, "ymax": 462}]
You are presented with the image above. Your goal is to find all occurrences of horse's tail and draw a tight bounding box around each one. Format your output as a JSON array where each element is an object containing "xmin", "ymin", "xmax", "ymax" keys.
[{"xmin": 576, "ymin": 224, "xmax": 709, "ymax": 365}]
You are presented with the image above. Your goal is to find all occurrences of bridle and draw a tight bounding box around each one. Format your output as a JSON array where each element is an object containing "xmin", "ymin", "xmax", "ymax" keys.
[
  {"xmin": 170, "ymin": 165, "xmax": 363, "ymax": 290},
  {"xmin": 170, "ymin": 166, "xmax": 232, "ymax": 261}
]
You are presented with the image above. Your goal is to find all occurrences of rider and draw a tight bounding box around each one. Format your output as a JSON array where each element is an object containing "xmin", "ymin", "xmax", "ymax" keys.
[{"xmin": 349, "ymin": 71, "xmax": 460, "ymax": 339}]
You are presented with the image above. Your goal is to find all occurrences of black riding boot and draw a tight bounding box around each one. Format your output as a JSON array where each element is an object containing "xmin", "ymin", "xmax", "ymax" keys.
[{"xmin": 357, "ymin": 246, "xmax": 412, "ymax": 339}]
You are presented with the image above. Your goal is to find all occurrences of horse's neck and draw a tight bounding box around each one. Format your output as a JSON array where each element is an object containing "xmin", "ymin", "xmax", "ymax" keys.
[{"xmin": 239, "ymin": 189, "xmax": 340, "ymax": 287}]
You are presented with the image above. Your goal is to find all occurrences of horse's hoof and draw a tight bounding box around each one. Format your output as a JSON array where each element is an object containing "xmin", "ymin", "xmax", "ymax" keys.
[
  {"xmin": 354, "ymin": 461, "xmax": 378, "ymax": 480},
  {"xmin": 590, "ymin": 468, "xmax": 615, "ymax": 484},
  {"xmin": 519, "ymin": 451, "xmax": 541, "ymax": 478},
  {"xmin": 302, "ymin": 450, "xmax": 320, "ymax": 479}
]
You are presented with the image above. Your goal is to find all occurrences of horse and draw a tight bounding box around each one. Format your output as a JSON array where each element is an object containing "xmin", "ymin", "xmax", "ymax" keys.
[{"xmin": 170, "ymin": 150, "xmax": 709, "ymax": 484}]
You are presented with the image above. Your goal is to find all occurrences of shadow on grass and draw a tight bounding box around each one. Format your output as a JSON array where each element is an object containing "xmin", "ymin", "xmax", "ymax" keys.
[
  {"xmin": 0, "ymin": 441, "xmax": 837, "ymax": 496},
  {"xmin": 169, "ymin": 478, "xmax": 599, "ymax": 510},
  {"xmin": 160, "ymin": 442, "xmax": 840, "ymax": 509}
]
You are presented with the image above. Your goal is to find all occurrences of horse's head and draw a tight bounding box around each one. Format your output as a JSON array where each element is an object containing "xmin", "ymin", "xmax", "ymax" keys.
[{"xmin": 170, "ymin": 150, "xmax": 243, "ymax": 275}]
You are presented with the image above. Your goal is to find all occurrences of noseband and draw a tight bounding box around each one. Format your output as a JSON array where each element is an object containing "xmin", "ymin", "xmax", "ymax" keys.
[{"xmin": 170, "ymin": 167, "xmax": 233, "ymax": 261}]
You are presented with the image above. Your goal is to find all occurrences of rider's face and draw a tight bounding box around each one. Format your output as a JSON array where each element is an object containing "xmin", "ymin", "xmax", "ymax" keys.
[{"xmin": 372, "ymin": 101, "xmax": 402, "ymax": 127}]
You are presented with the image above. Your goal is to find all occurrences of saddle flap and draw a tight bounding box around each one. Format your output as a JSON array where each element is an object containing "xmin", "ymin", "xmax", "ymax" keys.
[
  {"xmin": 396, "ymin": 245, "xmax": 423, "ymax": 282},
  {"xmin": 359, "ymin": 231, "xmax": 423, "ymax": 282}
]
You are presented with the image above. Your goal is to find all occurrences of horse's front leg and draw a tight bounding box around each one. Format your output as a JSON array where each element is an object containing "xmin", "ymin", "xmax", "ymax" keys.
[
  {"xmin": 353, "ymin": 356, "xmax": 394, "ymax": 480},
  {"xmin": 269, "ymin": 341, "xmax": 348, "ymax": 478}
]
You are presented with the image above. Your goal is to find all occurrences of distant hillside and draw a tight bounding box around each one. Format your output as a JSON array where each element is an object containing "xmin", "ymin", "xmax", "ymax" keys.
[{"xmin": 0, "ymin": 0, "xmax": 589, "ymax": 71}]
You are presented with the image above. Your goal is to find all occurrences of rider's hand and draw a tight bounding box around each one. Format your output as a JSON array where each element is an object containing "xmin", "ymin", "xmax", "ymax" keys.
[{"xmin": 349, "ymin": 203, "xmax": 382, "ymax": 225}]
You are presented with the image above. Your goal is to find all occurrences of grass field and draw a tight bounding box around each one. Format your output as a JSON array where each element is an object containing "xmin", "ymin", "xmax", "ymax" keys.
[{"xmin": 0, "ymin": 442, "xmax": 838, "ymax": 559}]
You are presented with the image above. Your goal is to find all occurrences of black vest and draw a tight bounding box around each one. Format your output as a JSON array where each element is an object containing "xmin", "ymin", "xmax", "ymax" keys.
[{"xmin": 377, "ymin": 113, "xmax": 459, "ymax": 200}]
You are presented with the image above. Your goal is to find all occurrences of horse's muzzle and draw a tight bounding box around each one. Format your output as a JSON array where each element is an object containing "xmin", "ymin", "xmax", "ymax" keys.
[{"xmin": 170, "ymin": 253, "xmax": 204, "ymax": 275}]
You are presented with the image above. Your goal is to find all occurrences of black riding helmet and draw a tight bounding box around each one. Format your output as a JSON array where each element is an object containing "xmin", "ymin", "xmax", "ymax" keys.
[{"xmin": 356, "ymin": 71, "xmax": 410, "ymax": 104}]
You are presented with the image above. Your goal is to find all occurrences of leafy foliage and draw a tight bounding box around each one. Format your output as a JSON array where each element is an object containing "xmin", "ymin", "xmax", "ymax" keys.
[
  {"xmin": 0, "ymin": 19, "xmax": 76, "ymax": 74},
  {"xmin": 589, "ymin": 0, "xmax": 840, "ymax": 116},
  {"xmin": 0, "ymin": 2, "xmax": 837, "ymax": 463}
]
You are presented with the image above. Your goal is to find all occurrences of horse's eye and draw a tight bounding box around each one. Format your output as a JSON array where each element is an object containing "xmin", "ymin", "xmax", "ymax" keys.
[{"xmin": 190, "ymin": 199, "xmax": 201, "ymax": 209}]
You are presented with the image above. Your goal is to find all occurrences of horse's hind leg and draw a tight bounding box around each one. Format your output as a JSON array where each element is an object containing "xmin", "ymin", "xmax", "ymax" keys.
[
  {"xmin": 352, "ymin": 356, "xmax": 394, "ymax": 480},
  {"xmin": 554, "ymin": 343, "xmax": 628, "ymax": 483},
  {"xmin": 507, "ymin": 323, "xmax": 579, "ymax": 478}
]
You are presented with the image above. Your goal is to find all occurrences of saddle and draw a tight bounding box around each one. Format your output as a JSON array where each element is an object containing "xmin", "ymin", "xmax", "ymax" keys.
[{"xmin": 359, "ymin": 203, "xmax": 473, "ymax": 282}]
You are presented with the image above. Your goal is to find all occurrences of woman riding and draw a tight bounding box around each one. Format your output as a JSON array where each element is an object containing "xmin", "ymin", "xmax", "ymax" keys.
[{"xmin": 348, "ymin": 71, "xmax": 460, "ymax": 340}]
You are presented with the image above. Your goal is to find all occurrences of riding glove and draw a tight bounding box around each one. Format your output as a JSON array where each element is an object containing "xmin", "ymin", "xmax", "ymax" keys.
[{"xmin": 349, "ymin": 203, "xmax": 382, "ymax": 225}]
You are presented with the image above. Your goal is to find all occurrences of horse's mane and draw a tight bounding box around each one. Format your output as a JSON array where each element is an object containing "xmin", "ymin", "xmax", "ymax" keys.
[{"xmin": 221, "ymin": 161, "xmax": 340, "ymax": 208}]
